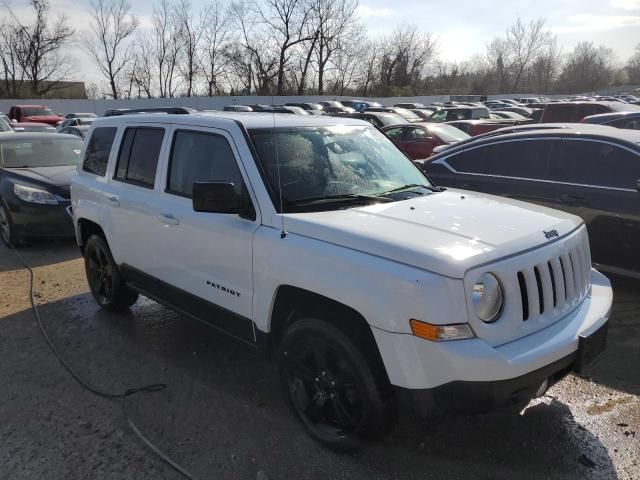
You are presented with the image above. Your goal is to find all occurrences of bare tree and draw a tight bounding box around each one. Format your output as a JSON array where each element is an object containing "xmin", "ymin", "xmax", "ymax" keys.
[
  {"xmin": 128, "ymin": 34, "xmax": 155, "ymax": 98},
  {"xmin": 3, "ymin": 0, "xmax": 74, "ymax": 97},
  {"xmin": 0, "ymin": 22, "xmax": 22, "ymax": 98},
  {"xmin": 153, "ymin": 0, "xmax": 182, "ymax": 97},
  {"xmin": 626, "ymin": 44, "xmax": 640, "ymax": 85},
  {"xmin": 82, "ymin": 0, "xmax": 139, "ymax": 99},
  {"xmin": 255, "ymin": 0, "xmax": 316, "ymax": 95},
  {"xmin": 557, "ymin": 42, "xmax": 616, "ymax": 93},
  {"xmin": 174, "ymin": 0, "xmax": 203, "ymax": 97},
  {"xmin": 200, "ymin": 0, "xmax": 232, "ymax": 95}
]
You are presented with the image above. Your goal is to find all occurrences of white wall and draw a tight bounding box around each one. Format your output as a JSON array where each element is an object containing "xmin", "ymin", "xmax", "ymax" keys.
[{"xmin": 0, "ymin": 93, "xmax": 569, "ymax": 116}]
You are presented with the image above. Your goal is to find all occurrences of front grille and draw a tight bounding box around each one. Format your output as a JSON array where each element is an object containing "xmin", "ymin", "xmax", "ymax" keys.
[{"xmin": 517, "ymin": 237, "xmax": 591, "ymax": 321}]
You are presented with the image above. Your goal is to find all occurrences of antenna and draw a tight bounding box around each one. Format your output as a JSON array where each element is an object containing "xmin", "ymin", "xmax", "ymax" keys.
[{"xmin": 272, "ymin": 93, "xmax": 286, "ymax": 239}]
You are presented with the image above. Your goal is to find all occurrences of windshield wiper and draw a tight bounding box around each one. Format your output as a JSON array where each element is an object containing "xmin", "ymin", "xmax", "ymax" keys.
[
  {"xmin": 377, "ymin": 183, "xmax": 446, "ymax": 196},
  {"xmin": 284, "ymin": 193, "xmax": 394, "ymax": 206}
]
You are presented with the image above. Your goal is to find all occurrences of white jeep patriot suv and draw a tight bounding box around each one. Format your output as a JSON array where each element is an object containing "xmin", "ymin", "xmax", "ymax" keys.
[{"xmin": 71, "ymin": 112, "xmax": 612, "ymax": 450}]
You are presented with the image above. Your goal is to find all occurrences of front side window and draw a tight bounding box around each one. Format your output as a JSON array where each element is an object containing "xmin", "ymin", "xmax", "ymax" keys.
[
  {"xmin": 555, "ymin": 140, "xmax": 640, "ymax": 189},
  {"xmin": 1, "ymin": 137, "xmax": 82, "ymax": 168},
  {"xmin": 22, "ymin": 107, "xmax": 55, "ymax": 117},
  {"xmin": 83, "ymin": 127, "xmax": 116, "ymax": 176},
  {"xmin": 384, "ymin": 127, "xmax": 405, "ymax": 140},
  {"xmin": 407, "ymin": 128, "xmax": 429, "ymax": 140},
  {"xmin": 448, "ymin": 140, "xmax": 552, "ymax": 180},
  {"xmin": 167, "ymin": 130, "xmax": 244, "ymax": 197},
  {"xmin": 249, "ymin": 126, "xmax": 430, "ymax": 209},
  {"xmin": 115, "ymin": 127, "xmax": 164, "ymax": 188}
]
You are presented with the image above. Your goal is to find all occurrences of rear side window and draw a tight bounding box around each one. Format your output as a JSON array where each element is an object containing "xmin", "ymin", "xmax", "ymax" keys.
[
  {"xmin": 578, "ymin": 104, "xmax": 608, "ymax": 120},
  {"xmin": 543, "ymin": 105, "xmax": 575, "ymax": 122},
  {"xmin": 448, "ymin": 140, "xmax": 552, "ymax": 180},
  {"xmin": 115, "ymin": 127, "xmax": 164, "ymax": 188},
  {"xmin": 167, "ymin": 130, "xmax": 244, "ymax": 197},
  {"xmin": 555, "ymin": 140, "xmax": 640, "ymax": 190},
  {"xmin": 83, "ymin": 127, "xmax": 116, "ymax": 176}
]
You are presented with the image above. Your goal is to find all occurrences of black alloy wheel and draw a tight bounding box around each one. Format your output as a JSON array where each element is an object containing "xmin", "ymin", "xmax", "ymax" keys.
[
  {"xmin": 84, "ymin": 235, "xmax": 138, "ymax": 311},
  {"xmin": 279, "ymin": 319, "xmax": 391, "ymax": 451}
]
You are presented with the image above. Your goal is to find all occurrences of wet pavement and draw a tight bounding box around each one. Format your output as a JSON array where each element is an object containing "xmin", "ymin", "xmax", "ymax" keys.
[{"xmin": 1, "ymin": 240, "xmax": 639, "ymax": 480}]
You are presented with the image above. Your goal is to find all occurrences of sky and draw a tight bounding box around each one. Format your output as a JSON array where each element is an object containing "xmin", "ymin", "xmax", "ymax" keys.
[{"xmin": 6, "ymin": 0, "xmax": 640, "ymax": 85}]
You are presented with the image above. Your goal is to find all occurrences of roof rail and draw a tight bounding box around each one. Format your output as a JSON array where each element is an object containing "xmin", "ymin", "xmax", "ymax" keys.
[{"xmin": 102, "ymin": 107, "xmax": 197, "ymax": 117}]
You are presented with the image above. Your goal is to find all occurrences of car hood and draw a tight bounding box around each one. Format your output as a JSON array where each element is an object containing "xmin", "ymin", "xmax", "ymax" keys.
[
  {"xmin": 280, "ymin": 189, "xmax": 582, "ymax": 278},
  {"xmin": 4, "ymin": 165, "xmax": 75, "ymax": 198},
  {"xmin": 24, "ymin": 115, "xmax": 63, "ymax": 125}
]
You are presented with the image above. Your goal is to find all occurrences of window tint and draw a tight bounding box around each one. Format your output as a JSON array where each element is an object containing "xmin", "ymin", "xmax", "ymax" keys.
[
  {"xmin": 447, "ymin": 140, "xmax": 552, "ymax": 180},
  {"xmin": 114, "ymin": 127, "xmax": 164, "ymax": 188},
  {"xmin": 407, "ymin": 128, "xmax": 429, "ymax": 140},
  {"xmin": 578, "ymin": 104, "xmax": 608, "ymax": 119},
  {"xmin": 555, "ymin": 140, "xmax": 640, "ymax": 189},
  {"xmin": 384, "ymin": 127, "xmax": 404, "ymax": 140},
  {"xmin": 544, "ymin": 105, "xmax": 575, "ymax": 122},
  {"xmin": 167, "ymin": 130, "xmax": 244, "ymax": 197},
  {"xmin": 611, "ymin": 118, "xmax": 640, "ymax": 130},
  {"xmin": 83, "ymin": 127, "xmax": 116, "ymax": 176}
]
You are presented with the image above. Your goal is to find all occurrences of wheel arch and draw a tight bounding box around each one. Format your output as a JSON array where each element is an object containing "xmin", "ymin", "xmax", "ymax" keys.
[
  {"xmin": 77, "ymin": 217, "xmax": 106, "ymax": 252},
  {"xmin": 269, "ymin": 285, "xmax": 390, "ymax": 387}
]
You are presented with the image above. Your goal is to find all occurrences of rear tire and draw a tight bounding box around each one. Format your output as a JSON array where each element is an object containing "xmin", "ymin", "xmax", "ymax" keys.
[
  {"xmin": 278, "ymin": 318, "xmax": 392, "ymax": 452},
  {"xmin": 84, "ymin": 234, "xmax": 138, "ymax": 312}
]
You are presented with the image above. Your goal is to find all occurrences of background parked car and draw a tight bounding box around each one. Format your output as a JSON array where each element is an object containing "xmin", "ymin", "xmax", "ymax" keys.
[
  {"xmin": 318, "ymin": 100, "xmax": 344, "ymax": 108},
  {"xmin": 58, "ymin": 126, "xmax": 91, "ymax": 139},
  {"xmin": 58, "ymin": 117, "xmax": 95, "ymax": 129},
  {"xmin": 419, "ymin": 126, "xmax": 640, "ymax": 278},
  {"xmin": 13, "ymin": 123, "xmax": 57, "ymax": 133},
  {"xmin": 430, "ymin": 106, "xmax": 491, "ymax": 122},
  {"xmin": 540, "ymin": 101, "xmax": 640, "ymax": 123},
  {"xmin": 8, "ymin": 105, "xmax": 63, "ymax": 126},
  {"xmin": 64, "ymin": 112, "xmax": 97, "ymax": 120},
  {"xmin": 340, "ymin": 111, "xmax": 408, "ymax": 128},
  {"xmin": 393, "ymin": 102, "xmax": 426, "ymax": 109},
  {"xmin": 0, "ymin": 133, "xmax": 82, "ymax": 246},
  {"xmin": 382, "ymin": 123, "xmax": 470, "ymax": 159},
  {"xmin": 284, "ymin": 102, "xmax": 324, "ymax": 114},
  {"xmin": 445, "ymin": 119, "xmax": 511, "ymax": 136},
  {"xmin": 351, "ymin": 101, "xmax": 382, "ymax": 112},
  {"xmin": 223, "ymin": 105, "xmax": 253, "ymax": 112},
  {"xmin": 364, "ymin": 106, "xmax": 422, "ymax": 122},
  {"xmin": 581, "ymin": 111, "xmax": 640, "ymax": 130}
]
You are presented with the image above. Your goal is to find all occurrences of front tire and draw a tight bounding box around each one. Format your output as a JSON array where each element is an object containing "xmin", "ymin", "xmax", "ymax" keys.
[
  {"xmin": 0, "ymin": 202, "xmax": 21, "ymax": 248},
  {"xmin": 84, "ymin": 234, "xmax": 138, "ymax": 312},
  {"xmin": 278, "ymin": 318, "xmax": 392, "ymax": 451}
]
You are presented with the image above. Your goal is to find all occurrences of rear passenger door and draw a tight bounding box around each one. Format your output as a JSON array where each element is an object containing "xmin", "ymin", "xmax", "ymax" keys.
[
  {"xmin": 436, "ymin": 138, "xmax": 558, "ymax": 208},
  {"xmin": 154, "ymin": 127, "xmax": 259, "ymax": 333},
  {"xmin": 102, "ymin": 124, "xmax": 169, "ymax": 274},
  {"xmin": 551, "ymin": 138, "xmax": 640, "ymax": 274}
]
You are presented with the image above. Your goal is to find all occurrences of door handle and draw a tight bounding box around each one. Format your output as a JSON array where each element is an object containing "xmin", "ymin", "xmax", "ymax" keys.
[
  {"xmin": 158, "ymin": 213, "xmax": 180, "ymax": 225},
  {"xmin": 103, "ymin": 193, "xmax": 120, "ymax": 206},
  {"xmin": 560, "ymin": 194, "xmax": 587, "ymax": 206}
]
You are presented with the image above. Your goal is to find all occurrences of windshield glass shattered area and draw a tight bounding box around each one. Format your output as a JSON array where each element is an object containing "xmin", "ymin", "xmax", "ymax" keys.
[{"xmin": 249, "ymin": 125, "xmax": 431, "ymax": 208}]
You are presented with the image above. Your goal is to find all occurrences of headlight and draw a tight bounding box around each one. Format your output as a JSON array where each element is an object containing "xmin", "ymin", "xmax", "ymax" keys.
[
  {"xmin": 472, "ymin": 273, "xmax": 503, "ymax": 323},
  {"xmin": 13, "ymin": 184, "xmax": 59, "ymax": 205}
]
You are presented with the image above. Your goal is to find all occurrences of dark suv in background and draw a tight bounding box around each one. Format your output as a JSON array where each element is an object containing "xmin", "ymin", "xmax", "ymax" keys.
[{"xmin": 420, "ymin": 126, "xmax": 640, "ymax": 278}]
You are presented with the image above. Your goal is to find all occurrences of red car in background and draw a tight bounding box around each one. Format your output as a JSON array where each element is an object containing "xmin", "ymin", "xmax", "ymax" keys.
[
  {"xmin": 540, "ymin": 101, "xmax": 640, "ymax": 123},
  {"xmin": 8, "ymin": 105, "xmax": 63, "ymax": 126},
  {"xmin": 381, "ymin": 123, "xmax": 470, "ymax": 159}
]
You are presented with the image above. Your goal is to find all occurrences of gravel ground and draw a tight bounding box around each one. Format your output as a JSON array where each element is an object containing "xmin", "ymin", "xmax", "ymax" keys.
[{"xmin": 0, "ymin": 240, "xmax": 638, "ymax": 480}]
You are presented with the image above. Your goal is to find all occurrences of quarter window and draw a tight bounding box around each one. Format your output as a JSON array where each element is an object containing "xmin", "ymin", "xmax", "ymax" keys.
[
  {"xmin": 167, "ymin": 130, "xmax": 244, "ymax": 197},
  {"xmin": 114, "ymin": 127, "xmax": 164, "ymax": 188},
  {"xmin": 555, "ymin": 140, "xmax": 640, "ymax": 189},
  {"xmin": 83, "ymin": 127, "xmax": 116, "ymax": 176}
]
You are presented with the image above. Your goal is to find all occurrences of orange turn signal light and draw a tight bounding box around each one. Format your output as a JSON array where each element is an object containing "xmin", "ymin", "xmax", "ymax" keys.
[{"xmin": 410, "ymin": 319, "xmax": 475, "ymax": 342}]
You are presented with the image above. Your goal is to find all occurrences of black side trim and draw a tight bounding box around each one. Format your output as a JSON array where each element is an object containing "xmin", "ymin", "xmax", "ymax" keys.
[{"xmin": 121, "ymin": 264, "xmax": 261, "ymax": 348}]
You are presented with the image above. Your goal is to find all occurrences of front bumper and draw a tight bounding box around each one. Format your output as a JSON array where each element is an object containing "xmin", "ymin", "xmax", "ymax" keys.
[
  {"xmin": 8, "ymin": 198, "xmax": 75, "ymax": 239},
  {"xmin": 372, "ymin": 270, "xmax": 612, "ymax": 393}
]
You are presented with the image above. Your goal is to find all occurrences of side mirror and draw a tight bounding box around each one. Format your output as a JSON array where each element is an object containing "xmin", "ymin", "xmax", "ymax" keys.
[
  {"xmin": 192, "ymin": 182, "xmax": 254, "ymax": 220},
  {"xmin": 637, "ymin": 179, "xmax": 640, "ymax": 193}
]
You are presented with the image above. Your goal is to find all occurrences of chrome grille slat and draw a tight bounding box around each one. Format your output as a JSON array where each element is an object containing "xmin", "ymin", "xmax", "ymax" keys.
[
  {"xmin": 516, "ymin": 236, "xmax": 590, "ymax": 323},
  {"xmin": 550, "ymin": 257, "xmax": 566, "ymax": 309}
]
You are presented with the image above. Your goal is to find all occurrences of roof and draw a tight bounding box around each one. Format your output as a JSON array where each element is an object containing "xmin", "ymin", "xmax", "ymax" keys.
[
  {"xmin": 582, "ymin": 111, "xmax": 640, "ymax": 124},
  {"xmin": 0, "ymin": 132, "xmax": 79, "ymax": 141},
  {"xmin": 92, "ymin": 112, "xmax": 371, "ymax": 130},
  {"xmin": 427, "ymin": 124, "xmax": 640, "ymax": 162},
  {"xmin": 11, "ymin": 104, "xmax": 47, "ymax": 108},
  {"xmin": 14, "ymin": 122, "xmax": 54, "ymax": 127}
]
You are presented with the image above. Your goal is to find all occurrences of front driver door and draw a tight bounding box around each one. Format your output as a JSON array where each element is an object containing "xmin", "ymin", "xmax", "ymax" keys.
[{"xmin": 154, "ymin": 126, "xmax": 260, "ymax": 340}]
